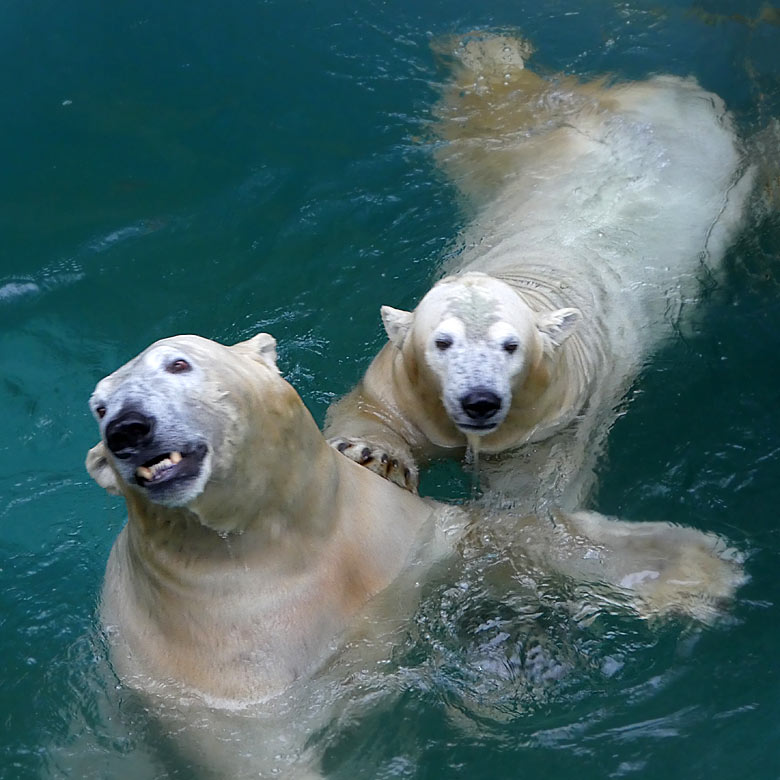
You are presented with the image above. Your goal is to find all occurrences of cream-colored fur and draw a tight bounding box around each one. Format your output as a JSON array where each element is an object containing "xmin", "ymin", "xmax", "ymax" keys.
[
  {"xmin": 325, "ymin": 33, "xmax": 754, "ymax": 511},
  {"xmin": 86, "ymin": 333, "xmax": 451, "ymax": 777},
  {"xmin": 86, "ymin": 332, "xmax": 744, "ymax": 776}
]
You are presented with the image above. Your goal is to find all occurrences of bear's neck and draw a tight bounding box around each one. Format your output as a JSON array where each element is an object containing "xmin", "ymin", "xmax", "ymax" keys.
[{"xmin": 122, "ymin": 453, "xmax": 343, "ymax": 573}]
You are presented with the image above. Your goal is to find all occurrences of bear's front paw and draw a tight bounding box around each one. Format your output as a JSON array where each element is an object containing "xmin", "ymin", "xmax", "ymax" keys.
[{"xmin": 327, "ymin": 438, "xmax": 419, "ymax": 493}]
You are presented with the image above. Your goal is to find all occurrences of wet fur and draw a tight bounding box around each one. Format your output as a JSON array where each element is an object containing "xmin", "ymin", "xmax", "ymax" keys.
[
  {"xmin": 325, "ymin": 33, "xmax": 754, "ymax": 511},
  {"xmin": 87, "ymin": 332, "xmax": 744, "ymax": 776}
]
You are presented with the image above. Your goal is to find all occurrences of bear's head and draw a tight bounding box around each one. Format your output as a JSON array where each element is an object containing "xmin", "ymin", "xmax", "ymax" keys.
[
  {"xmin": 381, "ymin": 272, "xmax": 580, "ymax": 439},
  {"xmin": 86, "ymin": 333, "xmax": 316, "ymax": 532}
]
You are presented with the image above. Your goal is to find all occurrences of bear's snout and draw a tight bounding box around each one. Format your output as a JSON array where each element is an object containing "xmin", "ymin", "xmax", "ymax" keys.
[
  {"xmin": 106, "ymin": 409, "xmax": 156, "ymax": 458},
  {"xmin": 460, "ymin": 389, "xmax": 502, "ymax": 421}
]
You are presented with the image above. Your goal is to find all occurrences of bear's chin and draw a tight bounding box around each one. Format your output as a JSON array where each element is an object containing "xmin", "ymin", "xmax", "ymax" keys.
[
  {"xmin": 445, "ymin": 405, "xmax": 508, "ymax": 436},
  {"xmin": 456, "ymin": 421, "xmax": 500, "ymax": 433},
  {"xmin": 140, "ymin": 474, "xmax": 206, "ymax": 507}
]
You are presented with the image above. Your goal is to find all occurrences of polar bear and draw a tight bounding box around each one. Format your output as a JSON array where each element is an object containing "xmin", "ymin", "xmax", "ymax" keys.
[
  {"xmin": 85, "ymin": 332, "xmax": 453, "ymax": 777},
  {"xmin": 86, "ymin": 334, "xmax": 444, "ymax": 700},
  {"xmin": 325, "ymin": 33, "xmax": 754, "ymax": 511},
  {"xmin": 85, "ymin": 331, "xmax": 744, "ymax": 776}
]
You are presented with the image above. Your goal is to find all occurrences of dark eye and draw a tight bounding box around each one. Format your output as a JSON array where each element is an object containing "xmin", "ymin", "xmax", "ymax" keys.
[
  {"xmin": 503, "ymin": 341, "xmax": 518, "ymax": 355},
  {"xmin": 435, "ymin": 336, "xmax": 453, "ymax": 351},
  {"xmin": 96, "ymin": 405, "xmax": 106, "ymax": 419},
  {"xmin": 167, "ymin": 359, "xmax": 191, "ymax": 374}
]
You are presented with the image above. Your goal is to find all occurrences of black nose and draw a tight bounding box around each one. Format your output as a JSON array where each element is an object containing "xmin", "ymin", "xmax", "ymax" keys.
[
  {"xmin": 105, "ymin": 409, "xmax": 156, "ymax": 457},
  {"xmin": 460, "ymin": 390, "xmax": 502, "ymax": 420}
]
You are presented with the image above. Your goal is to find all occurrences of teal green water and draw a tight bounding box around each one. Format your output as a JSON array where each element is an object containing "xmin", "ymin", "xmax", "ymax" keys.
[{"xmin": 2, "ymin": 0, "xmax": 779, "ymax": 777}]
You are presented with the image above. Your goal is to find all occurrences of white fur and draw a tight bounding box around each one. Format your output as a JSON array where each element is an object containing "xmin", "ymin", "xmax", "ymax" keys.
[
  {"xmin": 86, "ymin": 331, "xmax": 745, "ymax": 776},
  {"xmin": 325, "ymin": 34, "xmax": 754, "ymax": 510}
]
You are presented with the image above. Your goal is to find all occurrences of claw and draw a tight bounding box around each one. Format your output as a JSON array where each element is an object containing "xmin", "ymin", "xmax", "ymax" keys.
[
  {"xmin": 359, "ymin": 447, "xmax": 373, "ymax": 464},
  {"xmin": 327, "ymin": 437, "xmax": 418, "ymax": 494}
]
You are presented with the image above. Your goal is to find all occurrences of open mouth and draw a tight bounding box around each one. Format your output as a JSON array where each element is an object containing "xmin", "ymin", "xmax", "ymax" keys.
[
  {"xmin": 135, "ymin": 451, "xmax": 183, "ymax": 485},
  {"xmin": 134, "ymin": 444, "xmax": 207, "ymax": 488}
]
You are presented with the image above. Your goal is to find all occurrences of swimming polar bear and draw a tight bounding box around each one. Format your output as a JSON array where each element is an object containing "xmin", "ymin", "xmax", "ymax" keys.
[
  {"xmin": 85, "ymin": 332, "xmax": 744, "ymax": 776},
  {"xmin": 85, "ymin": 332, "xmax": 451, "ymax": 778},
  {"xmin": 325, "ymin": 33, "xmax": 754, "ymax": 510}
]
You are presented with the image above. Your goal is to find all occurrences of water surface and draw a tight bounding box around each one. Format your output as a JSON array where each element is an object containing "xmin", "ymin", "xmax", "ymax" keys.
[{"xmin": 1, "ymin": 0, "xmax": 779, "ymax": 777}]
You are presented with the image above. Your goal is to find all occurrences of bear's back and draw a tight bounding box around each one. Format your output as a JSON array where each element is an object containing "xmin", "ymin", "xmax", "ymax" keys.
[{"xmin": 440, "ymin": 74, "xmax": 751, "ymax": 336}]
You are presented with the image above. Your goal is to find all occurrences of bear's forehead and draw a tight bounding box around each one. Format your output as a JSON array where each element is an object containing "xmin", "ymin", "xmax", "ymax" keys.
[
  {"xmin": 93, "ymin": 340, "xmax": 195, "ymax": 395},
  {"xmin": 142, "ymin": 335, "xmax": 220, "ymax": 362},
  {"xmin": 93, "ymin": 335, "xmax": 266, "ymax": 400},
  {"xmin": 138, "ymin": 343, "xmax": 184, "ymax": 369},
  {"xmin": 432, "ymin": 275, "xmax": 536, "ymax": 316},
  {"xmin": 124, "ymin": 336, "xmax": 228, "ymax": 374},
  {"xmin": 117, "ymin": 343, "xmax": 190, "ymax": 379},
  {"xmin": 436, "ymin": 314, "xmax": 519, "ymax": 344},
  {"xmin": 422, "ymin": 282, "xmax": 508, "ymax": 332},
  {"xmin": 429, "ymin": 274, "xmax": 519, "ymax": 307}
]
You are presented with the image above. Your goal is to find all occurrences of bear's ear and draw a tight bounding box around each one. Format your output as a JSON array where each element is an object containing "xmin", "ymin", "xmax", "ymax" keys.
[
  {"xmin": 537, "ymin": 308, "xmax": 581, "ymax": 350},
  {"xmin": 232, "ymin": 333, "xmax": 279, "ymax": 372},
  {"xmin": 86, "ymin": 442, "xmax": 122, "ymax": 495},
  {"xmin": 381, "ymin": 306, "xmax": 414, "ymax": 348}
]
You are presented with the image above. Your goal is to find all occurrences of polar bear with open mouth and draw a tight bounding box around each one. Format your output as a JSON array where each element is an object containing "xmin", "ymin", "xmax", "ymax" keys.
[
  {"xmin": 86, "ymin": 332, "xmax": 451, "ymax": 777},
  {"xmin": 325, "ymin": 33, "xmax": 754, "ymax": 510}
]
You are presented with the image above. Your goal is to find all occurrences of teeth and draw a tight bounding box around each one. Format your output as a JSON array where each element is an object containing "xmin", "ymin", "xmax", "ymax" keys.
[
  {"xmin": 152, "ymin": 459, "xmax": 170, "ymax": 474},
  {"xmin": 136, "ymin": 452, "xmax": 184, "ymax": 483}
]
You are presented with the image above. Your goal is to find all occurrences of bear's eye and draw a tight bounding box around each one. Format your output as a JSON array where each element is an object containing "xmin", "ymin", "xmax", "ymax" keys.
[
  {"xmin": 167, "ymin": 359, "xmax": 192, "ymax": 374},
  {"xmin": 95, "ymin": 405, "xmax": 107, "ymax": 419},
  {"xmin": 503, "ymin": 341, "xmax": 519, "ymax": 355},
  {"xmin": 435, "ymin": 336, "xmax": 453, "ymax": 351}
]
